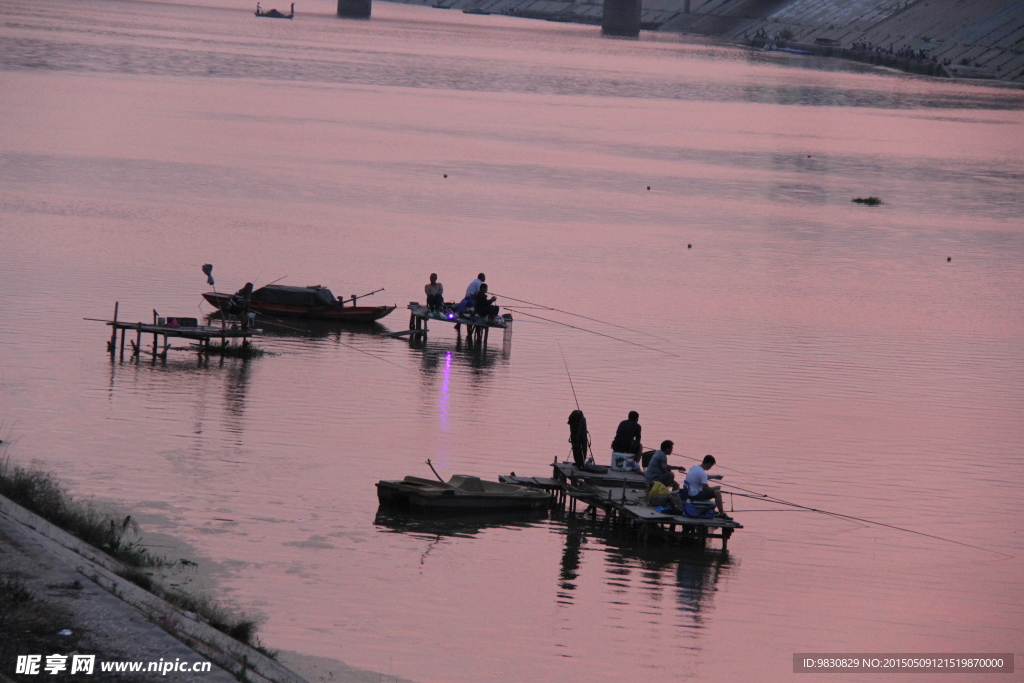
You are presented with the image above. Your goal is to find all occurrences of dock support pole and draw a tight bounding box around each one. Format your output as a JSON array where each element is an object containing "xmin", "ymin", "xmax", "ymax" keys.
[
  {"xmin": 108, "ymin": 302, "xmax": 119, "ymax": 353},
  {"xmin": 602, "ymin": 0, "xmax": 641, "ymax": 37},
  {"xmin": 119, "ymin": 328, "xmax": 126, "ymax": 361}
]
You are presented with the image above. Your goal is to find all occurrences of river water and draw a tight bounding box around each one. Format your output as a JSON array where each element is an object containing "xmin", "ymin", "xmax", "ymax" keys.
[{"xmin": 1, "ymin": 0, "xmax": 1022, "ymax": 680}]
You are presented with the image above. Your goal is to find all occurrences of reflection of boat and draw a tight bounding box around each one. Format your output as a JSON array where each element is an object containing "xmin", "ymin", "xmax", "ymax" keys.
[
  {"xmin": 374, "ymin": 508, "xmax": 546, "ymax": 535},
  {"xmin": 255, "ymin": 2, "xmax": 294, "ymax": 18},
  {"xmin": 203, "ymin": 285, "xmax": 394, "ymax": 322},
  {"xmin": 376, "ymin": 475, "xmax": 552, "ymax": 511}
]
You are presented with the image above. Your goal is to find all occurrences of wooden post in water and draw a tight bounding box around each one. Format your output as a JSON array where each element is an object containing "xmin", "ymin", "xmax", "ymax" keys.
[
  {"xmin": 109, "ymin": 302, "xmax": 119, "ymax": 353},
  {"xmin": 602, "ymin": 0, "xmax": 641, "ymax": 37},
  {"xmin": 119, "ymin": 327, "xmax": 126, "ymax": 360}
]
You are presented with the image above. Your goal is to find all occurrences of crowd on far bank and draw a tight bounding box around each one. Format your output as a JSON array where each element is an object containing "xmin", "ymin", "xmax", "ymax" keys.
[{"xmin": 850, "ymin": 40, "xmax": 949, "ymax": 65}]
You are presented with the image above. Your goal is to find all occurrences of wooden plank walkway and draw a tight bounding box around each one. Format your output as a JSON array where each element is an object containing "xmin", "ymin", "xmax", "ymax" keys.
[{"xmin": 94, "ymin": 302, "xmax": 261, "ymax": 361}]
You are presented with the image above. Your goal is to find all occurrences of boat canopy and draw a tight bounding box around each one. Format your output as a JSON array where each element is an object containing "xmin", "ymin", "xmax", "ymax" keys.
[{"xmin": 253, "ymin": 285, "xmax": 336, "ymax": 307}]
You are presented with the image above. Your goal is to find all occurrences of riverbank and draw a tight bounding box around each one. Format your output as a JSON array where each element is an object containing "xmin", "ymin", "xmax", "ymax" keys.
[
  {"xmin": 0, "ymin": 461, "xmax": 411, "ymax": 683},
  {"xmin": 382, "ymin": 0, "xmax": 1024, "ymax": 83}
]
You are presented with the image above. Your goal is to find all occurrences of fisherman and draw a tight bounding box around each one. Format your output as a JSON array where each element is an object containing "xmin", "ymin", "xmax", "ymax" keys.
[
  {"xmin": 473, "ymin": 283, "xmax": 499, "ymax": 320},
  {"xmin": 644, "ymin": 440, "xmax": 680, "ymax": 490},
  {"xmin": 425, "ymin": 273, "xmax": 445, "ymax": 312},
  {"xmin": 456, "ymin": 273, "xmax": 486, "ymax": 314},
  {"xmin": 609, "ymin": 411, "xmax": 642, "ymax": 471},
  {"xmin": 683, "ymin": 455, "xmax": 731, "ymax": 520}
]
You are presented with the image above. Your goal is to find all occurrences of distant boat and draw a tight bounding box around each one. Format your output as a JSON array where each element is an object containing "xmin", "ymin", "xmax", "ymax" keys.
[
  {"xmin": 376, "ymin": 475, "xmax": 552, "ymax": 511},
  {"xmin": 203, "ymin": 284, "xmax": 394, "ymax": 322},
  {"xmin": 255, "ymin": 2, "xmax": 294, "ymax": 18}
]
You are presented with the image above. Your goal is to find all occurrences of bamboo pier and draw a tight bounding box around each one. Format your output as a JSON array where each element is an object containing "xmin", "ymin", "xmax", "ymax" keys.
[
  {"xmin": 394, "ymin": 302, "xmax": 513, "ymax": 346},
  {"xmin": 95, "ymin": 302, "xmax": 262, "ymax": 361},
  {"xmin": 501, "ymin": 460, "xmax": 742, "ymax": 550}
]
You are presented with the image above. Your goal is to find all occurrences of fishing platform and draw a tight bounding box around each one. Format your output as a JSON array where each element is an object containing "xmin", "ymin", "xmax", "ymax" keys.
[
  {"xmin": 94, "ymin": 302, "xmax": 262, "ymax": 361},
  {"xmin": 501, "ymin": 459, "xmax": 742, "ymax": 550},
  {"xmin": 393, "ymin": 302, "xmax": 513, "ymax": 345}
]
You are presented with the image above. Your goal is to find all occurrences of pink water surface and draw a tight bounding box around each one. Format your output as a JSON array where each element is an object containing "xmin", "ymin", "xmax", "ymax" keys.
[{"xmin": 1, "ymin": 0, "xmax": 1022, "ymax": 680}]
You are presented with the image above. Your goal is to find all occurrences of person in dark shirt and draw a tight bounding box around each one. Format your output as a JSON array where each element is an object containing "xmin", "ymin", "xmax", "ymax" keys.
[
  {"xmin": 473, "ymin": 283, "xmax": 499, "ymax": 319},
  {"xmin": 610, "ymin": 411, "xmax": 642, "ymax": 468}
]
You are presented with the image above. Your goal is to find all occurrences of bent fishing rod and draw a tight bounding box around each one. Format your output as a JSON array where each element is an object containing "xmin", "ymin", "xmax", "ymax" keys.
[{"xmin": 717, "ymin": 481, "xmax": 1013, "ymax": 558}]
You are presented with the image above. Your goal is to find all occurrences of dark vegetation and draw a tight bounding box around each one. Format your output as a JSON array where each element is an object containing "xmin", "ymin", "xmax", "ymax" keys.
[{"xmin": 0, "ymin": 458, "xmax": 270, "ymax": 655}]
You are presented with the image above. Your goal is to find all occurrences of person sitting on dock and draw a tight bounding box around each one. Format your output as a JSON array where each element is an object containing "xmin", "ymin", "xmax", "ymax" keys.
[
  {"xmin": 644, "ymin": 440, "xmax": 680, "ymax": 491},
  {"xmin": 683, "ymin": 455, "xmax": 731, "ymax": 520},
  {"xmin": 473, "ymin": 283, "xmax": 499, "ymax": 320},
  {"xmin": 609, "ymin": 411, "xmax": 642, "ymax": 472},
  {"xmin": 425, "ymin": 273, "xmax": 445, "ymax": 312},
  {"xmin": 456, "ymin": 272, "xmax": 485, "ymax": 315}
]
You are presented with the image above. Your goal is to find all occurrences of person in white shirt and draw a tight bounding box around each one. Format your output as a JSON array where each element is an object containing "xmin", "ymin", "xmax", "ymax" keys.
[
  {"xmin": 683, "ymin": 454, "xmax": 731, "ymax": 520},
  {"xmin": 456, "ymin": 273, "xmax": 486, "ymax": 314}
]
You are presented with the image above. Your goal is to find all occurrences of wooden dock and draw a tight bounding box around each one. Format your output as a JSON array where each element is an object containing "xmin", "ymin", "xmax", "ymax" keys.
[
  {"xmin": 95, "ymin": 302, "xmax": 261, "ymax": 361},
  {"xmin": 501, "ymin": 460, "xmax": 742, "ymax": 549},
  {"xmin": 393, "ymin": 302, "xmax": 512, "ymax": 346}
]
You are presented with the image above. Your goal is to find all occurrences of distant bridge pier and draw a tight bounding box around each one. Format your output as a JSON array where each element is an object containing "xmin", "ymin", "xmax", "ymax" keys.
[
  {"xmin": 337, "ymin": 0, "xmax": 370, "ymax": 18},
  {"xmin": 601, "ymin": 0, "xmax": 641, "ymax": 37}
]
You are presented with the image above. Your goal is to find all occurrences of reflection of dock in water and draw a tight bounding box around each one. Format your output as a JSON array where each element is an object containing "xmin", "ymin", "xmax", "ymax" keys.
[{"xmin": 554, "ymin": 513, "xmax": 733, "ymax": 626}]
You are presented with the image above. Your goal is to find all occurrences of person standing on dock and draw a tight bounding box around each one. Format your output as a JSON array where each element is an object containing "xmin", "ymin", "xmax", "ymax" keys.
[
  {"xmin": 644, "ymin": 440, "xmax": 680, "ymax": 490},
  {"xmin": 684, "ymin": 455, "xmax": 731, "ymax": 520},
  {"xmin": 425, "ymin": 273, "xmax": 445, "ymax": 312},
  {"xmin": 610, "ymin": 411, "xmax": 642, "ymax": 471}
]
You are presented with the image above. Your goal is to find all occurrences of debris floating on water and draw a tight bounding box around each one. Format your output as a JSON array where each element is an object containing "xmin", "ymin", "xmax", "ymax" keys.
[
  {"xmin": 687, "ymin": 244, "xmax": 692, "ymax": 249},
  {"xmin": 852, "ymin": 196, "xmax": 882, "ymax": 206},
  {"xmin": 947, "ymin": 256, "xmax": 952, "ymax": 262}
]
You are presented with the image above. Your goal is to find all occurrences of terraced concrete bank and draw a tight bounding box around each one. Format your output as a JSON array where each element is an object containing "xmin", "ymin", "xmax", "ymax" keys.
[{"xmin": 384, "ymin": 0, "xmax": 1024, "ymax": 83}]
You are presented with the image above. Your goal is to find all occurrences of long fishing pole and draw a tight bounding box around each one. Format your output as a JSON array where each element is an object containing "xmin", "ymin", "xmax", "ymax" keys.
[
  {"xmin": 558, "ymin": 342, "xmax": 580, "ymax": 411},
  {"xmin": 507, "ymin": 309, "xmax": 679, "ymax": 358},
  {"xmin": 720, "ymin": 485, "xmax": 1013, "ymax": 558},
  {"xmin": 254, "ymin": 317, "xmax": 407, "ymax": 370},
  {"xmin": 557, "ymin": 342, "xmax": 595, "ymax": 463},
  {"xmin": 494, "ymin": 293, "xmax": 668, "ymax": 341}
]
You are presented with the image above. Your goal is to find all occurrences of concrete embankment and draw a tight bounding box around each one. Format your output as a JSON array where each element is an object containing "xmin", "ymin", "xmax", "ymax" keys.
[
  {"xmin": 0, "ymin": 493, "xmax": 303, "ymax": 683},
  {"xmin": 383, "ymin": 0, "xmax": 1024, "ymax": 83}
]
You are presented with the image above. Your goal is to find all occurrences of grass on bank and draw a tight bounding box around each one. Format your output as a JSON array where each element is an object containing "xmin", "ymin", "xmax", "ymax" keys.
[{"xmin": 0, "ymin": 457, "xmax": 270, "ymax": 655}]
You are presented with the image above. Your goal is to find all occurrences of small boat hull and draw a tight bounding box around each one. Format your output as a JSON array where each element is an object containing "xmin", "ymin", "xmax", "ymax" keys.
[
  {"xmin": 376, "ymin": 476, "xmax": 551, "ymax": 512},
  {"xmin": 203, "ymin": 291, "xmax": 395, "ymax": 323}
]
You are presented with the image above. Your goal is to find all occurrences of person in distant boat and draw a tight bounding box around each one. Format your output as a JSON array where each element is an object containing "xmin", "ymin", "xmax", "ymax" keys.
[
  {"xmin": 684, "ymin": 455, "xmax": 731, "ymax": 520},
  {"xmin": 473, "ymin": 283, "xmax": 499, "ymax": 319},
  {"xmin": 456, "ymin": 272, "xmax": 486, "ymax": 314},
  {"xmin": 425, "ymin": 273, "xmax": 445, "ymax": 312},
  {"xmin": 644, "ymin": 440, "xmax": 680, "ymax": 490},
  {"xmin": 610, "ymin": 411, "xmax": 642, "ymax": 471}
]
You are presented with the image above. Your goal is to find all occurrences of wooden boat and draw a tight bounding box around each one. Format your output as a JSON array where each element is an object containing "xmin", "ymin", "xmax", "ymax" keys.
[
  {"xmin": 255, "ymin": 2, "xmax": 294, "ymax": 18},
  {"xmin": 203, "ymin": 284, "xmax": 395, "ymax": 322},
  {"xmin": 376, "ymin": 475, "xmax": 552, "ymax": 511}
]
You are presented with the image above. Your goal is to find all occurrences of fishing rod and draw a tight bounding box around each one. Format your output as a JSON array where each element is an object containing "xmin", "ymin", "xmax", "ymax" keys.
[
  {"xmin": 719, "ymin": 485, "xmax": 1013, "ymax": 558},
  {"xmin": 558, "ymin": 342, "xmax": 597, "ymax": 463},
  {"xmin": 558, "ymin": 342, "xmax": 580, "ymax": 411},
  {"xmin": 253, "ymin": 317, "xmax": 407, "ymax": 370},
  {"xmin": 494, "ymin": 293, "xmax": 669, "ymax": 341},
  {"xmin": 506, "ymin": 309, "xmax": 679, "ymax": 358}
]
